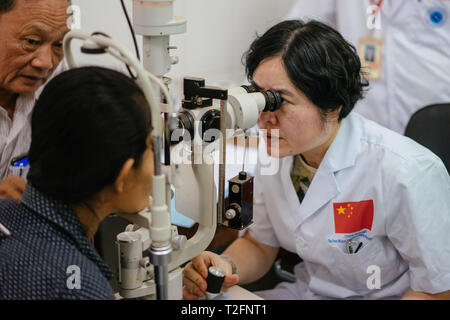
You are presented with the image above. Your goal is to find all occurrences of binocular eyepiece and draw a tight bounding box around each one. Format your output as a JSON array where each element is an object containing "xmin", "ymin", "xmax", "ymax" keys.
[
  {"xmin": 240, "ymin": 85, "xmax": 284, "ymax": 112},
  {"xmin": 174, "ymin": 78, "xmax": 286, "ymax": 145}
]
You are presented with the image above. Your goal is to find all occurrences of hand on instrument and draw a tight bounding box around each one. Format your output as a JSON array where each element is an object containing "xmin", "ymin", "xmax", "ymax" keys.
[
  {"xmin": 182, "ymin": 251, "xmax": 239, "ymax": 300},
  {"xmin": 0, "ymin": 176, "xmax": 27, "ymax": 203}
]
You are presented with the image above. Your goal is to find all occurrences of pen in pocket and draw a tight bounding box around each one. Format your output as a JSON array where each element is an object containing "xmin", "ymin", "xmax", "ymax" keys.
[
  {"xmin": 347, "ymin": 239, "xmax": 363, "ymax": 254},
  {"xmin": 0, "ymin": 223, "xmax": 11, "ymax": 236},
  {"xmin": 9, "ymin": 154, "xmax": 29, "ymax": 178}
]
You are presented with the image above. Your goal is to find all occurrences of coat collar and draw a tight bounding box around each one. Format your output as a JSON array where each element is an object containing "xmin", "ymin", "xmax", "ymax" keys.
[
  {"xmin": 282, "ymin": 113, "xmax": 363, "ymax": 226},
  {"xmin": 21, "ymin": 184, "xmax": 112, "ymax": 280},
  {"xmin": 321, "ymin": 112, "xmax": 362, "ymax": 174}
]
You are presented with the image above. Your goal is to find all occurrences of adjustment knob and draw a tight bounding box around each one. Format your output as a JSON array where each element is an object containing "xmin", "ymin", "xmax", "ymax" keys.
[
  {"xmin": 174, "ymin": 111, "xmax": 195, "ymax": 144},
  {"xmin": 205, "ymin": 266, "xmax": 225, "ymax": 299},
  {"xmin": 225, "ymin": 208, "xmax": 237, "ymax": 220},
  {"xmin": 171, "ymin": 234, "xmax": 187, "ymax": 250},
  {"xmin": 199, "ymin": 109, "xmax": 221, "ymax": 143},
  {"xmin": 224, "ymin": 203, "xmax": 241, "ymax": 221}
]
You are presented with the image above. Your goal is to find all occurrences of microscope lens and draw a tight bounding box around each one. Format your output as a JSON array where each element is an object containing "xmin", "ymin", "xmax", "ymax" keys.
[
  {"xmin": 263, "ymin": 89, "xmax": 283, "ymax": 112},
  {"xmin": 241, "ymin": 84, "xmax": 259, "ymax": 93}
]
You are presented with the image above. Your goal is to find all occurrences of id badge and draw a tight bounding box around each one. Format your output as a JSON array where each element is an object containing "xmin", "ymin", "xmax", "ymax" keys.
[{"xmin": 359, "ymin": 37, "xmax": 383, "ymax": 80}]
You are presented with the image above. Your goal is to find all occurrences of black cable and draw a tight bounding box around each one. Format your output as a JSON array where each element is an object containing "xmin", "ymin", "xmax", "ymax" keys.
[
  {"xmin": 91, "ymin": 31, "xmax": 136, "ymax": 79},
  {"xmin": 125, "ymin": 63, "xmax": 137, "ymax": 79},
  {"xmin": 120, "ymin": 0, "xmax": 140, "ymax": 62}
]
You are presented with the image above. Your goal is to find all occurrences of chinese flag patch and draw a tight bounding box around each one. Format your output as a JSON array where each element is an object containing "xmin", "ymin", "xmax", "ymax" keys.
[{"xmin": 333, "ymin": 200, "xmax": 374, "ymax": 234}]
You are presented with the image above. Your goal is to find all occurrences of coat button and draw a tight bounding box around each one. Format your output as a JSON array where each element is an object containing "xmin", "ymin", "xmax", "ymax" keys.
[{"xmin": 297, "ymin": 238, "xmax": 308, "ymax": 251}]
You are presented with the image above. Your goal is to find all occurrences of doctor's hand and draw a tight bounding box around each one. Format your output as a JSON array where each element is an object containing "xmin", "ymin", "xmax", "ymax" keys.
[
  {"xmin": 0, "ymin": 176, "xmax": 27, "ymax": 203},
  {"xmin": 182, "ymin": 251, "xmax": 239, "ymax": 300}
]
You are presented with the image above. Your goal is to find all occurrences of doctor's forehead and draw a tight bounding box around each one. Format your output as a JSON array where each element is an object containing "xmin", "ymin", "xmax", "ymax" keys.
[
  {"xmin": 251, "ymin": 79, "xmax": 296, "ymax": 99},
  {"xmin": 251, "ymin": 61, "xmax": 298, "ymax": 98},
  {"xmin": 251, "ymin": 72, "xmax": 299, "ymax": 97}
]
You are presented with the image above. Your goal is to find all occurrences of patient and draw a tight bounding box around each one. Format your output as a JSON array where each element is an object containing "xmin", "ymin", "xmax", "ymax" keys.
[{"xmin": 0, "ymin": 67, "xmax": 154, "ymax": 299}]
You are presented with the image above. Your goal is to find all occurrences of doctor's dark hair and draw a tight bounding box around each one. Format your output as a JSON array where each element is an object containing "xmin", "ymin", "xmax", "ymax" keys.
[
  {"xmin": 27, "ymin": 66, "xmax": 152, "ymax": 203},
  {"xmin": 244, "ymin": 20, "xmax": 368, "ymax": 120}
]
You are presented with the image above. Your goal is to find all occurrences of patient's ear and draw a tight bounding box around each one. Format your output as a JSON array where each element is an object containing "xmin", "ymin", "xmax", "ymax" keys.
[{"xmin": 114, "ymin": 158, "xmax": 135, "ymax": 193}]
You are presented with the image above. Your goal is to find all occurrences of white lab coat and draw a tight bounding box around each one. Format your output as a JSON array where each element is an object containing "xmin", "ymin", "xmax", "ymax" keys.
[
  {"xmin": 285, "ymin": 0, "xmax": 450, "ymax": 134},
  {"xmin": 248, "ymin": 112, "xmax": 450, "ymax": 299}
]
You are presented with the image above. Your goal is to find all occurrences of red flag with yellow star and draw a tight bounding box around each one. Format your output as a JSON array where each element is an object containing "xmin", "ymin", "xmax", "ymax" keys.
[{"xmin": 333, "ymin": 200, "xmax": 374, "ymax": 233}]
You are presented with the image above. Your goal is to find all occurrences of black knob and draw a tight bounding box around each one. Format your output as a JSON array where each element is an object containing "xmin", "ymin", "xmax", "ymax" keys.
[
  {"xmin": 199, "ymin": 109, "xmax": 221, "ymax": 143},
  {"xmin": 205, "ymin": 266, "xmax": 225, "ymax": 294},
  {"xmin": 238, "ymin": 171, "xmax": 247, "ymax": 180},
  {"xmin": 173, "ymin": 111, "xmax": 195, "ymax": 144}
]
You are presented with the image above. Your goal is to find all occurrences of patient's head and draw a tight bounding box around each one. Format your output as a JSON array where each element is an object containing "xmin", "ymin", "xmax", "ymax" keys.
[{"xmin": 28, "ymin": 66, "xmax": 153, "ymax": 214}]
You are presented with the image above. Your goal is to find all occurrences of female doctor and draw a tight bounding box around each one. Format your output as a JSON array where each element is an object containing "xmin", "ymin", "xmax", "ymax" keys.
[{"xmin": 182, "ymin": 20, "xmax": 450, "ymax": 300}]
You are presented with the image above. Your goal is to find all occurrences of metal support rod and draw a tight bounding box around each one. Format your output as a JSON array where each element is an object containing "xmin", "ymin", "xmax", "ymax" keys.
[
  {"xmin": 164, "ymin": 113, "xmax": 170, "ymax": 166},
  {"xmin": 217, "ymin": 99, "xmax": 227, "ymax": 224},
  {"xmin": 152, "ymin": 136, "xmax": 162, "ymax": 176},
  {"xmin": 154, "ymin": 264, "xmax": 169, "ymax": 300},
  {"xmin": 149, "ymin": 245, "xmax": 172, "ymax": 300},
  {"xmin": 242, "ymin": 132, "xmax": 248, "ymax": 173}
]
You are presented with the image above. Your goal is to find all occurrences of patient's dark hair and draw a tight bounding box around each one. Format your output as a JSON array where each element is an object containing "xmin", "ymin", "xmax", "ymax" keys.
[
  {"xmin": 28, "ymin": 66, "xmax": 152, "ymax": 203},
  {"xmin": 0, "ymin": 0, "xmax": 16, "ymax": 13},
  {"xmin": 244, "ymin": 20, "xmax": 368, "ymax": 120}
]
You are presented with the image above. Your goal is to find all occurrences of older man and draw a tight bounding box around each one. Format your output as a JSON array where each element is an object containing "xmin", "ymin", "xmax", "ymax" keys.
[{"xmin": 0, "ymin": 0, "xmax": 70, "ymax": 202}]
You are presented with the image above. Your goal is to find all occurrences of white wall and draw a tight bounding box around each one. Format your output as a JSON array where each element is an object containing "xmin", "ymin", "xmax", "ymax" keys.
[{"xmin": 71, "ymin": 0, "xmax": 297, "ymax": 106}]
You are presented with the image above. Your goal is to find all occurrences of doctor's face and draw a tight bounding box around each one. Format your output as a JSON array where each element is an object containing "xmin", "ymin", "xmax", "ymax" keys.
[
  {"xmin": 255, "ymin": 56, "xmax": 339, "ymax": 161},
  {"xmin": 0, "ymin": 0, "xmax": 70, "ymax": 95}
]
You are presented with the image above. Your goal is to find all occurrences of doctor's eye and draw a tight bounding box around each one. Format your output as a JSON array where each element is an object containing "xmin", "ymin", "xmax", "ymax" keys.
[{"xmin": 279, "ymin": 97, "xmax": 290, "ymax": 106}]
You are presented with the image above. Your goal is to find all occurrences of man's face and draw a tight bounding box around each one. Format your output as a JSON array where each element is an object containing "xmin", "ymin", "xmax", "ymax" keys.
[{"xmin": 0, "ymin": 0, "xmax": 70, "ymax": 94}]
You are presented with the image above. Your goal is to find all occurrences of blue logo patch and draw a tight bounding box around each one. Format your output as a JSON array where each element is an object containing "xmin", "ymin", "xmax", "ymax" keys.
[
  {"xmin": 427, "ymin": 7, "xmax": 447, "ymax": 27},
  {"xmin": 327, "ymin": 229, "xmax": 373, "ymax": 244}
]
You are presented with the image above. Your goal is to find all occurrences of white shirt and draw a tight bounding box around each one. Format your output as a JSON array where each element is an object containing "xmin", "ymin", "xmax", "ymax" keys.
[
  {"xmin": 0, "ymin": 61, "xmax": 66, "ymax": 180},
  {"xmin": 286, "ymin": 0, "xmax": 450, "ymax": 134},
  {"xmin": 249, "ymin": 112, "xmax": 450, "ymax": 299},
  {"xmin": 0, "ymin": 93, "xmax": 36, "ymax": 180}
]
